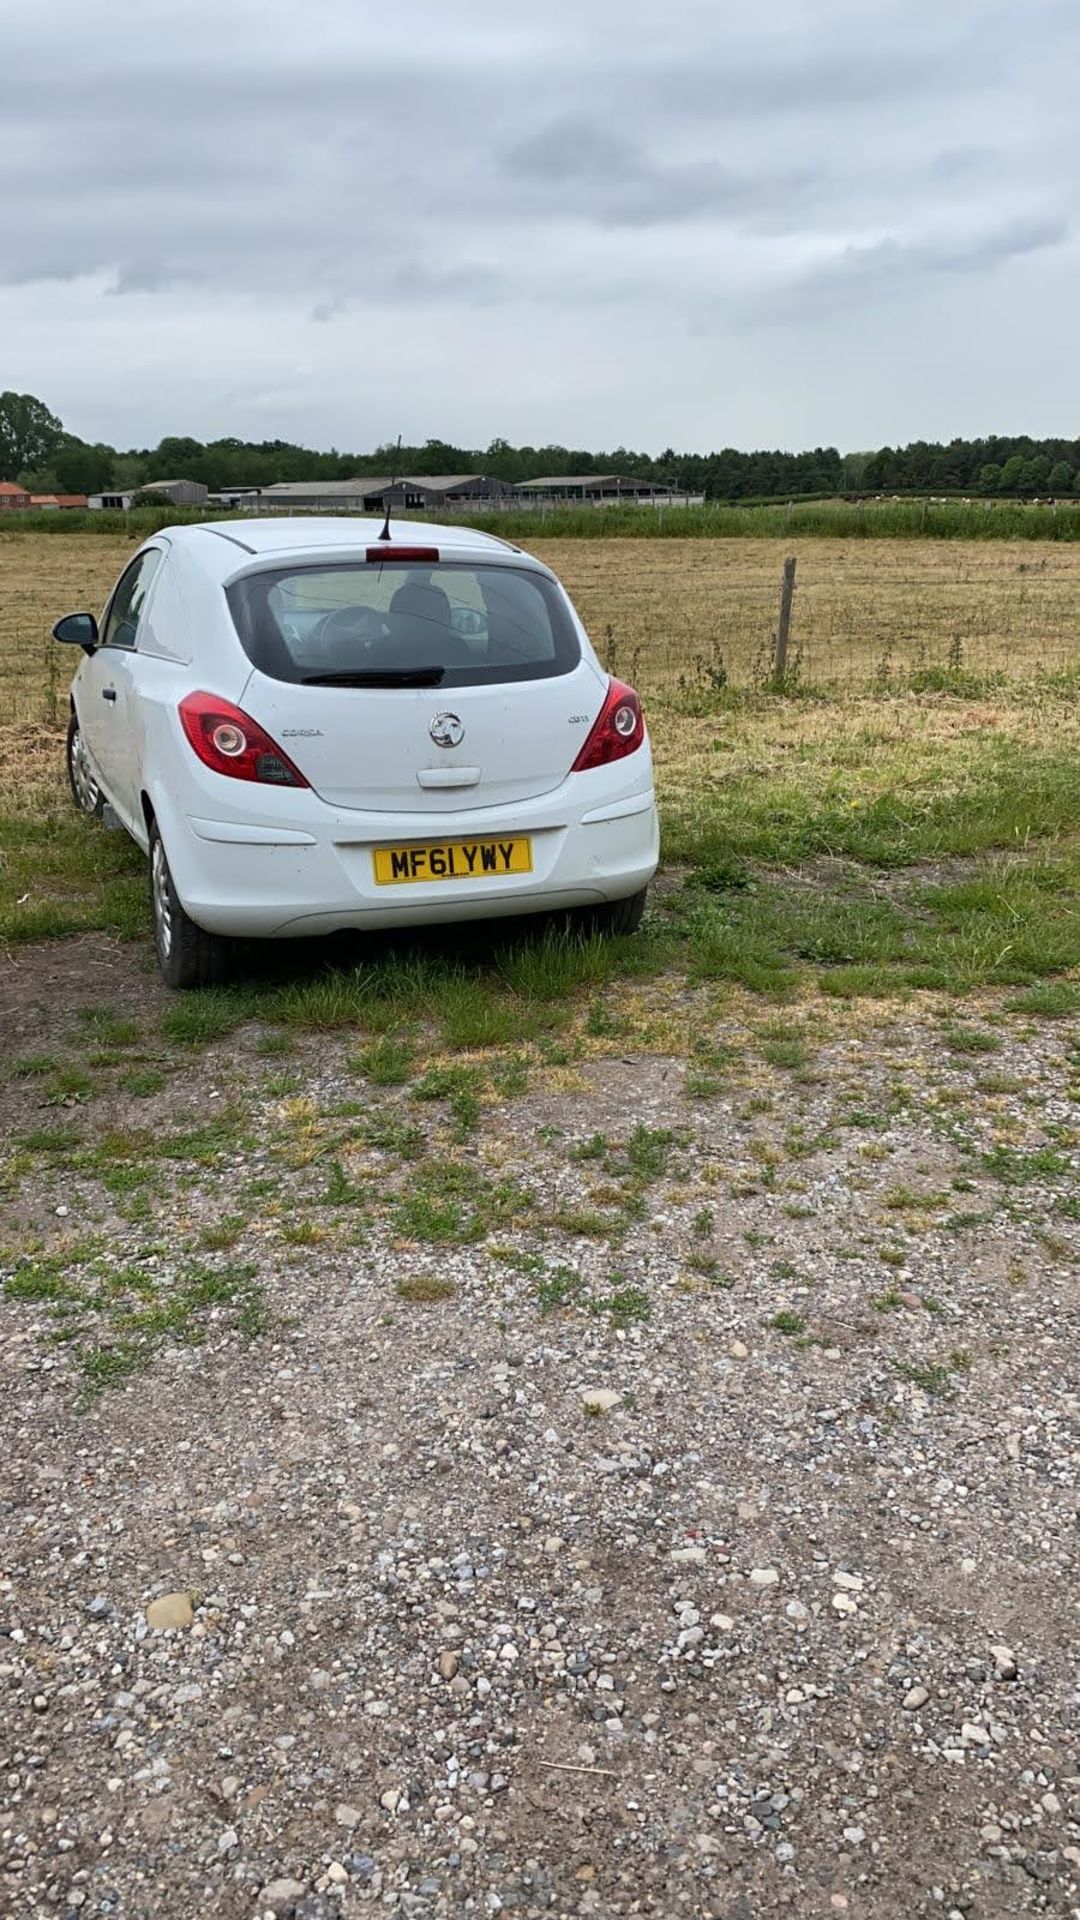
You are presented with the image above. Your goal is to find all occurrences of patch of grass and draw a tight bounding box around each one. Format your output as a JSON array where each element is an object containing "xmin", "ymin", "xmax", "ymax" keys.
[
  {"xmin": 362, "ymin": 1111, "xmax": 426, "ymax": 1160},
  {"xmin": 942, "ymin": 1025, "xmax": 1001, "ymax": 1055},
  {"xmin": 590, "ymin": 1281, "xmax": 650, "ymax": 1326},
  {"xmin": 1, "ymin": 1243, "xmax": 267, "ymax": 1396},
  {"xmin": 320, "ymin": 1160, "xmax": 367, "ymax": 1206},
  {"xmin": 1005, "ymin": 980, "xmax": 1080, "ymax": 1019},
  {"xmin": 894, "ymin": 1348, "xmax": 971, "ymax": 1397},
  {"xmin": 161, "ymin": 990, "xmax": 257, "ymax": 1048},
  {"xmin": 74, "ymin": 1005, "xmax": 141, "ymax": 1049},
  {"xmin": 254, "ymin": 1030, "xmax": 294, "ymax": 1057},
  {"xmin": 535, "ymin": 1265, "xmax": 585, "ymax": 1311},
  {"xmin": 570, "ymin": 1132, "xmax": 609, "ymax": 1163},
  {"xmin": 198, "ymin": 1215, "xmax": 248, "ymax": 1252},
  {"xmin": 118, "ymin": 1068, "xmax": 166, "ymax": 1097},
  {"xmin": 280, "ymin": 1220, "xmax": 326, "ymax": 1247},
  {"xmin": 391, "ymin": 1160, "xmax": 531, "ymax": 1245},
  {"xmin": 43, "ymin": 1064, "xmax": 95, "ymax": 1106},
  {"xmin": 548, "ymin": 1205, "xmax": 623, "ymax": 1241},
  {"xmin": 12, "ymin": 1054, "xmax": 57, "ymax": 1079},
  {"xmin": 19, "ymin": 1122, "xmax": 82, "ymax": 1156},
  {"xmin": 767, "ymin": 1310, "xmax": 807, "ymax": 1335},
  {"xmin": 981, "ymin": 1143, "xmax": 1070, "ymax": 1185},
  {"xmin": 412, "ymin": 1063, "xmax": 482, "ymax": 1136},
  {"xmin": 356, "ymin": 1034, "xmax": 415, "ymax": 1086},
  {"xmin": 395, "ymin": 1274, "xmax": 456, "ymax": 1304},
  {"xmin": 759, "ymin": 1034, "xmax": 809, "ymax": 1072}
]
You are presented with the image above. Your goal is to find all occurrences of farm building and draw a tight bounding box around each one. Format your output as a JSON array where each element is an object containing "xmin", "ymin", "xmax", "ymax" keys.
[
  {"xmin": 88, "ymin": 492, "xmax": 135, "ymax": 510},
  {"xmin": 516, "ymin": 474, "xmax": 700, "ymax": 506},
  {"xmin": 27, "ymin": 493, "xmax": 88, "ymax": 511},
  {"xmin": 0, "ymin": 482, "xmax": 31, "ymax": 511},
  {"xmin": 256, "ymin": 474, "xmax": 514, "ymax": 513},
  {"xmin": 132, "ymin": 478, "xmax": 208, "ymax": 506}
]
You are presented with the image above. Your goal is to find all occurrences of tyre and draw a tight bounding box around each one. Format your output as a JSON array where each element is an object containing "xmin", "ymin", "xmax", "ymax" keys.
[
  {"xmin": 575, "ymin": 886, "xmax": 649, "ymax": 939},
  {"xmin": 66, "ymin": 712, "xmax": 103, "ymax": 817},
  {"xmin": 148, "ymin": 820, "xmax": 232, "ymax": 989}
]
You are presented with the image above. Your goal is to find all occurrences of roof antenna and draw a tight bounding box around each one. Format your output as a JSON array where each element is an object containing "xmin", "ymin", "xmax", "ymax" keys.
[{"xmin": 377, "ymin": 434, "xmax": 402, "ymax": 542}]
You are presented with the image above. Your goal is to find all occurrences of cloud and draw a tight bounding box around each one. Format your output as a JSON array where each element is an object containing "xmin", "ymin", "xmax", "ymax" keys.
[
  {"xmin": 736, "ymin": 212, "xmax": 1070, "ymax": 326},
  {"xmin": 1, "ymin": 0, "xmax": 1078, "ymax": 449}
]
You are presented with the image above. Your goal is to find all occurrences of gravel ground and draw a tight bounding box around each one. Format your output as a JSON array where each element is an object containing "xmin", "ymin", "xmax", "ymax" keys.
[{"xmin": 2, "ymin": 939, "xmax": 1079, "ymax": 1918}]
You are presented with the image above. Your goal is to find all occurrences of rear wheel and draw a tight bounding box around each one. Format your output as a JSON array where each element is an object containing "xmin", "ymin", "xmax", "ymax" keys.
[
  {"xmin": 66, "ymin": 712, "xmax": 102, "ymax": 817},
  {"xmin": 149, "ymin": 821, "xmax": 232, "ymax": 989},
  {"xmin": 575, "ymin": 886, "xmax": 648, "ymax": 939}
]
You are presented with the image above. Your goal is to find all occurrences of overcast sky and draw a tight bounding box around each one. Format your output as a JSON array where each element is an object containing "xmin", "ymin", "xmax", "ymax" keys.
[{"xmin": 3, "ymin": 0, "xmax": 1077, "ymax": 454}]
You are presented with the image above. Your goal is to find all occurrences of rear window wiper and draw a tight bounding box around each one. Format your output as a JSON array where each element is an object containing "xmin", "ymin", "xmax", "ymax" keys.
[{"xmin": 299, "ymin": 666, "xmax": 447, "ymax": 687}]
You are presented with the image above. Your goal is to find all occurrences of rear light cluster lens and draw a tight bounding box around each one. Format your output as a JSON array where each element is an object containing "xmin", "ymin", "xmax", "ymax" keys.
[
  {"xmin": 571, "ymin": 678, "xmax": 646, "ymax": 772},
  {"xmin": 178, "ymin": 691, "xmax": 309, "ymax": 787},
  {"xmin": 365, "ymin": 545, "xmax": 439, "ymax": 563}
]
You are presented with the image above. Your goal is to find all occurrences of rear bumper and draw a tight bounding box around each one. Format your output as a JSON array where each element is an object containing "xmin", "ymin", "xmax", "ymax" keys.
[{"xmin": 156, "ymin": 779, "xmax": 659, "ymax": 938}]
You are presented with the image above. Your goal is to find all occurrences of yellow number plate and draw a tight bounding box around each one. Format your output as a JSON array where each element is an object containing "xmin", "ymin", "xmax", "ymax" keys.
[{"xmin": 372, "ymin": 836, "xmax": 533, "ymax": 885}]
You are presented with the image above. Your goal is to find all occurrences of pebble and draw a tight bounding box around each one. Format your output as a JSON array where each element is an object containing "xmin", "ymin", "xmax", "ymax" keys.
[
  {"xmin": 831, "ymin": 1592, "xmax": 858, "ymax": 1616},
  {"xmin": 439, "ymin": 1650, "xmax": 460, "ymax": 1681},
  {"xmin": 670, "ymin": 1547, "xmax": 706, "ymax": 1565},
  {"xmin": 335, "ymin": 1804, "xmax": 361, "ymax": 1829},
  {"xmin": 990, "ymin": 1644, "xmax": 1018, "ymax": 1680},
  {"xmin": 145, "ymin": 1592, "xmax": 193, "ymax": 1632},
  {"xmin": 731, "ymin": 1341, "xmax": 749, "ymax": 1359},
  {"xmin": 749, "ymin": 1568, "xmax": 779, "ymax": 1587},
  {"xmin": 260, "ymin": 1881, "xmax": 307, "ymax": 1915},
  {"xmin": 903, "ymin": 1686, "xmax": 930, "ymax": 1711}
]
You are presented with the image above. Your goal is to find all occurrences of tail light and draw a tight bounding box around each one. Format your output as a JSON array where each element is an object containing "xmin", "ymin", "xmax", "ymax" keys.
[
  {"xmin": 571, "ymin": 678, "xmax": 646, "ymax": 772},
  {"xmin": 366, "ymin": 546, "xmax": 439, "ymax": 563},
  {"xmin": 178, "ymin": 691, "xmax": 309, "ymax": 787}
]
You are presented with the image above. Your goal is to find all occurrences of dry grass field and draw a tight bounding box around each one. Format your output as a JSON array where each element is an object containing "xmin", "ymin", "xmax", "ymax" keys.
[{"xmin": 4, "ymin": 526, "xmax": 1080, "ymax": 999}]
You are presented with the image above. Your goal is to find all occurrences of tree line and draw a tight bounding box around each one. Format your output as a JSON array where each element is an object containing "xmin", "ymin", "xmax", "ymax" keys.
[{"xmin": 2, "ymin": 391, "xmax": 1079, "ymax": 502}]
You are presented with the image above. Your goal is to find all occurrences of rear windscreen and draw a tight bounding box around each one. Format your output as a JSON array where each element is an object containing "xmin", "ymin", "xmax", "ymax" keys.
[{"xmin": 226, "ymin": 560, "xmax": 581, "ymax": 687}]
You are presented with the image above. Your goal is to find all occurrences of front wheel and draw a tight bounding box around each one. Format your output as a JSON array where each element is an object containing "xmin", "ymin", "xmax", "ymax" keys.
[
  {"xmin": 66, "ymin": 712, "xmax": 103, "ymax": 817},
  {"xmin": 149, "ymin": 821, "xmax": 232, "ymax": 989},
  {"xmin": 574, "ymin": 887, "xmax": 649, "ymax": 939}
]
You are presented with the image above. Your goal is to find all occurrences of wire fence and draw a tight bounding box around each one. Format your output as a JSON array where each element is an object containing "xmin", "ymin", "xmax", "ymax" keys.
[
  {"xmin": 532, "ymin": 537, "xmax": 1080, "ymax": 696},
  {"xmin": 4, "ymin": 535, "xmax": 1080, "ymax": 757}
]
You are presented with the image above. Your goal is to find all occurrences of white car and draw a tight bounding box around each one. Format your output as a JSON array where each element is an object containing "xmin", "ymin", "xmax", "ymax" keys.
[{"xmin": 55, "ymin": 518, "xmax": 659, "ymax": 988}]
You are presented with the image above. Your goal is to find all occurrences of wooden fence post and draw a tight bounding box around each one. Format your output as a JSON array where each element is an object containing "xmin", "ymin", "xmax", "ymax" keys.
[{"xmin": 773, "ymin": 555, "xmax": 797, "ymax": 686}]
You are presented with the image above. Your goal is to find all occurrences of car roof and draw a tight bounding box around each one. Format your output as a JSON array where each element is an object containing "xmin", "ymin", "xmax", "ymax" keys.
[{"xmin": 164, "ymin": 516, "xmax": 528, "ymax": 581}]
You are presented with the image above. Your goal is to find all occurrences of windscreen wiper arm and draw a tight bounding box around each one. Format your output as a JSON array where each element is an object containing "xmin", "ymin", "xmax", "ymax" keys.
[{"xmin": 300, "ymin": 666, "xmax": 447, "ymax": 687}]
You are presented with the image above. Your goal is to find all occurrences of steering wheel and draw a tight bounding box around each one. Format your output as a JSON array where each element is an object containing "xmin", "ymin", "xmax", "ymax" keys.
[{"xmin": 310, "ymin": 605, "xmax": 387, "ymax": 652}]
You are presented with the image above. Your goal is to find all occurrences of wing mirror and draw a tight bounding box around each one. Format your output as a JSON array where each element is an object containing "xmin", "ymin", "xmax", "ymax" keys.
[{"xmin": 53, "ymin": 612, "xmax": 99, "ymax": 652}]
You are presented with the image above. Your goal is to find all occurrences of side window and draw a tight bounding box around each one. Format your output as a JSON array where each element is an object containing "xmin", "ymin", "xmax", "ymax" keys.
[{"xmin": 100, "ymin": 550, "xmax": 164, "ymax": 651}]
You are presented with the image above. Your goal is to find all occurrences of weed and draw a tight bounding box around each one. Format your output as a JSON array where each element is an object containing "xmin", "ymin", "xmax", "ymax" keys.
[
  {"xmin": 362, "ymin": 1112, "xmax": 426, "ymax": 1160},
  {"xmin": 535, "ymin": 1266, "xmax": 584, "ymax": 1311},
  {"xmin": 395, "ymin": 1275, "xmax": 456, "ymax": 1304},
  {"xmin": 571, "ymin": 1132, "xmax": 609, "ymax": 1163},
  {"xmin": 120, "ymin": 1068, "xmax": 166, "ymax": 1097},
  {"xmin": 356, "ymin": 1034, "xmax": 414, "ymax": 1087},
  {"xmin": 767, "ymin": 1310, "xmax": 807, "ymax": 1335},
  {"xmin": 198, "ymin": 1216, "xmax": 248, "ymax": 1252},
  {"xmin": 1006, "ymin": 981, "xmax": 1080, "ymax": 1019},
  {"xmin": 321, "ymin": 1160, "xmax": 367, "ymax": 1206},
  {"xmin": 942, "ymin": 1025, "xmax": 1001, "ymax": 1055},
  {"xmin": 981, "ymin": 1144, "xmax": 1069, "ymax": 1185},
  {"xmin": 590, "ymin": 1282, "xmax": 650, "ymax": 1326}
]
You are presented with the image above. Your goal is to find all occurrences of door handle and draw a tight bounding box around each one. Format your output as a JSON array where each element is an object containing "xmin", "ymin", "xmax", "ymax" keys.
[{"xmin": 102, "ymin": 688, "xmax": 117, "ymax": 703}]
